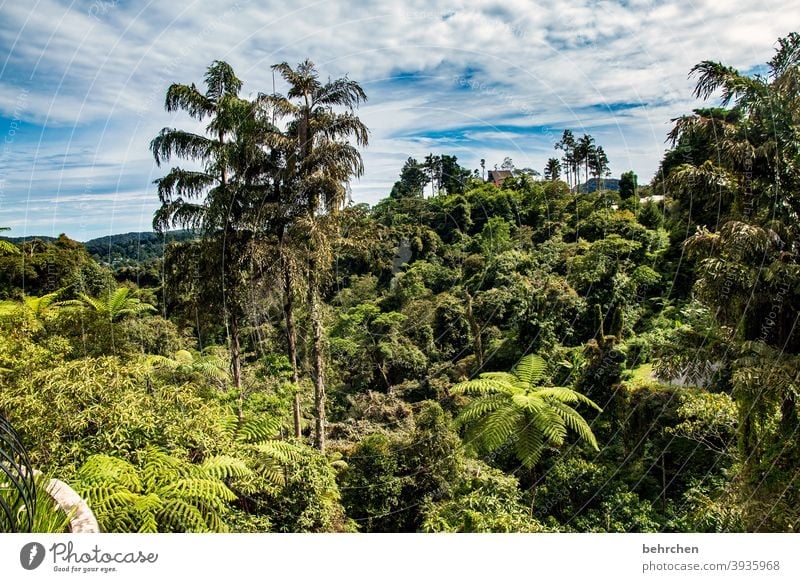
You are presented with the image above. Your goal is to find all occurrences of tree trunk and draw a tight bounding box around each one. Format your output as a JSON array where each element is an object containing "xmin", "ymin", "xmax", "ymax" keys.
[
  {"xmin": 780, "ymin": 391, "xmax": 798, "ymax": 438},
  {"xmin": 282, "ymin": 254, "xmax": 302, "ymax": 439},
  {"xmin": 229, "ymin": 313, "xmax": 243, "ymax": 418},
  {"xmin": 308, "ymin": 278, "xmax": 326, "ymax": 452},
  {"xmin": 464, "ymin": 291, "xmax": 483, "ymax": 368}
]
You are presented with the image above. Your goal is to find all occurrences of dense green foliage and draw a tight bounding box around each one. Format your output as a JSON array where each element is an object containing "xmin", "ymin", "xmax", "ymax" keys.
[{"xmin": 3, "ymin": 35, "xmax": 800, "ymax": 532}]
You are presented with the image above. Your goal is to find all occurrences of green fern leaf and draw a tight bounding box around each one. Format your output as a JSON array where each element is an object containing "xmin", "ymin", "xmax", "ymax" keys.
[{"xmin": 513, "ymin": 354, "xmax": 547, "ymax": 384}]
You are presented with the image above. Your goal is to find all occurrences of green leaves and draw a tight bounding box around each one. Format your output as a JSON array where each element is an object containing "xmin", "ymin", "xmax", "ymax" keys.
[
  {"xmin": 454, "ymin": 352, "xmax": 602, "ymax": 469},
  {"xmin": 73, "ymin": 448, "xmax": 238, "ymax": 533},
  {"xmin": 60, "ymin": 287, "xmax": 155, "ymax": 322},
  {"xmin": 513, "ymin": 354, "xmax": 547, "ymax": 385}
]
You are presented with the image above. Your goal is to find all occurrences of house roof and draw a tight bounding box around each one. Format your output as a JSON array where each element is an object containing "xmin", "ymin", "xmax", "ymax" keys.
[{"xmin": 487, "ymin": 169, "xmax": 513, "ymax": 187}]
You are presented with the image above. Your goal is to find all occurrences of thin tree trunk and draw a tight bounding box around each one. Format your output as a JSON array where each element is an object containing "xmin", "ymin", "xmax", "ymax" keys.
[
  {"xmin": 230, "ymin": 313, "xmax": 243, "ymax": 418},
  {"xmin": 780, "ymin": 392, "xmax": 798, "ymax": 438},
  {"xmin": 308, "ymin": 274, "xmax": 326, "ymax": 452},
  {"xmin": 282, "ymin": 253, "xmax": 302, "ymax": 439},
  {"xmin": 465, "ymin": 291, "xmax": 483, "ymax": 368}
]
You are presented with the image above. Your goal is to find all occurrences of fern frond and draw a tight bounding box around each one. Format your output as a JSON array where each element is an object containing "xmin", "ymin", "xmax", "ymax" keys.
[
  {"xmin": 77, "ymin": 485, "xmax": 139, "ymax": 514},
  {"xmin": 478, "ymin": 372, "xmax": 518, "ymax": 383},
  {"xmin": 235, "ymin": 417, "xmax": 282, "ymax": 444},
  {"xmin": 514, "ymin": 354, "xmax": 547, "ymax": 384},
  {"xmin": 200, "ymin": 455, "xmax": 252, "ymax": 479},
  {"xmin": 479, "ymin": 404, "xmax": 524, "ymax": 451},
  {"xmin": 551, "ymin": 401, "xmax": 600, "ymax": 450},
  {"xmin": 136, "ymin": 511, "xmax": 159, "ymax": 534},
  {"xmin": 163, "ymin": 478, "xmax": 237, "ymax": 503},
  {"xmin": 76, "ymin": 455, "xmax": 142, "ymax": 492},
  {"xmin": 252, "ymin": 440, "xmax": 304, "ymax": 464},
  {"xmin": 515, "ymin": 423, "xmax": 545, "ymax": 468},
  {"xmin": 455, "ymin": 393, "xmax": 508, "ymax": 427},
  {"xmin": 511, "ymin": 392, "xmax": 547, "ymax": 415},
  {"xmin": 157, "ymin": 498, "xmax": 209, "ymax": 532},
  {"xmin": 537, "ymin": 387, "xmax": 602, "ymax": 411},
  {"xmin": 452, "ymin": 378, "xmax": 512, "ymax": 395},
  {"xmin": 537, "ymin": 409, "xmax": 567, "ymax": 446}
]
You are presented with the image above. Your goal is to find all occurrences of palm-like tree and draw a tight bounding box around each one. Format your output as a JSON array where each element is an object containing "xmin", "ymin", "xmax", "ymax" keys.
[
  {"xmin": 0, "ymin": 291, "xmax": 64, "ymax": 331},
  {"xmin": 452, "ymin": 354, "xmax": 601, "ymax": 468},
  {"xmin": 151, "ymin": 61, "xmax": 274, "ymax": 391},
  {"xmin": 260, "ymin": 59, "xmax": 369, "ymax": 451},
  {"xmin": 666, "ymin": 35, "xmax": 800, "ymax": 527},
  {"xmin": 544, "ymin": 158, "xmax": 562, "ymax": 181},
  {"xmin": 61, "ymin": 287, "xmax": 155, "ymax": 322},
  {"xmin": 667, "ymin": 33, "xmax": 800, "ymax": 220},
  {"xmin": 145, "ymin": 347, "xmax": 230, "ymax": 389}
]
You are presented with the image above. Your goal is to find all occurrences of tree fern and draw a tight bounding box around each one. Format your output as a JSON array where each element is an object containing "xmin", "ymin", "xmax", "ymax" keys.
[
  {"xmin": 73, "ymin": 448, "xmax": 236, "ymax": 532},
  {"xmin": 60, "ymin": 288, "xmax": 155, "ymax": 322},
  {"xmin": 453, "ymin": 352, "xmax": 602, "ymax": 469}
]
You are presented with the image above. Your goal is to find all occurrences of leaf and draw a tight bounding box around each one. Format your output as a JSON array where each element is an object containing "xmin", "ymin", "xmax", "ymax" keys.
[{"xmin": 513, "ymin": 354, "xmax": 547, "ymax": 385}]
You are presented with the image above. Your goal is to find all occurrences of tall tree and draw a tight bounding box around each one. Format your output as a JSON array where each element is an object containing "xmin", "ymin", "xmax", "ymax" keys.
[
  {"xmin": 589, "ymin": 146, "xmax": 610, "ymax": 189},
  {"xmin": 263, "ymin": 59, "xmax": 369, "ymax": 451},
  {"xmin": 544, "ymin": 158, "xmax": 562, "ymax": 181},
  {"xmin": 439, "ymin": 154, "xmax": 472, "ymax": 195},
  {"xmin": 619, "ymin": 171, "xmax": 637, "ymax": 199},
  {"xmin": 151, "ymin": 60, "xmax": 268, "ymax": 392},
  {"xmin": 667, "ymin": 33, "xmax": 800, "ymax": 528},
  {"xmin": 423, "ymin": 153, "xmax": 442, "ymax": 197},
  {"xmin": 555, "ymin": 130, "xmax": 577, "ymax": 189},
  {"xmin": 576, "ymin": 133, "xmax": 596, "ymax": 191}
]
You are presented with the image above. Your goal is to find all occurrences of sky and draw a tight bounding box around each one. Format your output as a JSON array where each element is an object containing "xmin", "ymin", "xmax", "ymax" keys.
[{"xmin": 0, "ymin": 0, "xmax": 797, "ymax": 240}]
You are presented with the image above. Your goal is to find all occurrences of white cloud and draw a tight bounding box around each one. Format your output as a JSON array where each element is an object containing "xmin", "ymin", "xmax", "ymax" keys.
[{"xmin": 1, "ymin": 0, "xmax": 798, "ymax": 236}]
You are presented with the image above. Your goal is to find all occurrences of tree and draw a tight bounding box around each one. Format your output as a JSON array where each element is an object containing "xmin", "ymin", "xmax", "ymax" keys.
[
  {"xmin": 264, "ymin": 59, "xmax": 369, "ymax": 451},
  {"xmin": 61, "ymin": 287, "xmax": 155, "ymax": 322},
  {"xmin": 576, "ymin": 134, "xmax": 596, "ymax": 190},
  {"xmin": 439, "ymin": 154, "xmax": 472, "ymax": 195},
  {"xmin": 619, "ymin": 171, "xmax": 637, "ymax": 199},
  {"xmin": 423, "ymin": 153, "xmax": 442, "ymax": 197},
  {"xmin": 544, "ymin": 158, "xmax": 562, "ymax": 181},
  {"xmin": 390, "ymin": 157, "xmax": 427, "ymax": 199},
  {"xmin": 452, "ymin": 354, "xmax": 601, "ymax": 468},
  {"xmin": 555, "ymin": 130, "xmax": 577, "ymax": 189},
  {"xmin": 663, "ymin": 33, "xmax": 800, "ymax": 529},
  {"xmin": 590, "ymin": 146, "xmax": 610, "ymax": 189},
  {"xmin": 0, "ymin": 291, "xmax": 62, "ymax": 328},
  {"xmin": 151, "ymin": 60, "xmax": 268, "ymax": 391}
]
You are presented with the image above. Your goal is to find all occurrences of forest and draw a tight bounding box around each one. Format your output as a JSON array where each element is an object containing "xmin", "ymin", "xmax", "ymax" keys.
[{"xmin": 1, "ymin": 33, "xmax": 799, "ymax": 533}]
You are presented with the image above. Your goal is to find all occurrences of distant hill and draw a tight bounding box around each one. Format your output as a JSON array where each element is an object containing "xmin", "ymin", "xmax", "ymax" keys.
[
  {"xmin": 577, "ymin": 178, "xmax": 620, "ymax": 193},
  {"xmin": 3, "ymin": 235, "xmax": 58, "ymax": 244},
  {"xmin": 1, "ymin": 230, "xmax": 197, "ymax": 266},
  {"xmin": 85, "ymin": 231, "xmax": 197, "ymax": 265}
]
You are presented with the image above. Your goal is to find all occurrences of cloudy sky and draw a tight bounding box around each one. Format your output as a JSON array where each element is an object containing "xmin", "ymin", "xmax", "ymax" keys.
[{"xmin": 0, "ymin": 0, "xmax": 797, "ymax": 239}]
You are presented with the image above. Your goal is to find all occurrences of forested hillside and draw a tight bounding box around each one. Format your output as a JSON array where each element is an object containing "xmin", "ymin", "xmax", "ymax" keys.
[{"xmin": 1, "ymin": 35, "xmax": 799, "ymax": 533}]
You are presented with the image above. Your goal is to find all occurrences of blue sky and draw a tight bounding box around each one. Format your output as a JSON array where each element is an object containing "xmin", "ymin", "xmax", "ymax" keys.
[{"xmin": 0, "ymin": 0, "xmax": 797, "ymax": 239}]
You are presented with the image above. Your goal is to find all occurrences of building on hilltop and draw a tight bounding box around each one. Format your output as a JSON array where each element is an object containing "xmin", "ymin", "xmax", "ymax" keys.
[{"xmin": 486, "ymin": 169, "xmax": 512, "ymax": 188}]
